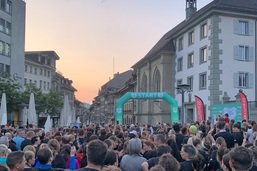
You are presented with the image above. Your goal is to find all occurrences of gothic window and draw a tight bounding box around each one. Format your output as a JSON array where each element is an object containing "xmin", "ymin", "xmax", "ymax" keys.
[
  {"xmin": 141, "ymin": 73, "xmax": 147, "ymax": 92},
  {"xmin": 153, "ymin": 68, "xmax": 161, "ymax": 92}
]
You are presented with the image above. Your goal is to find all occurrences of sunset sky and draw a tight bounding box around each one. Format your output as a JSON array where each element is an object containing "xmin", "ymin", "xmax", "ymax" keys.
[{"xmin": 25, "ymin": 0, "xmax": 212, "ymax": 103}]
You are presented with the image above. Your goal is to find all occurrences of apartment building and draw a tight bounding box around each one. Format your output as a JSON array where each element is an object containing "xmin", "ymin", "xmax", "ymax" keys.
[{"xmin": 0, "ymin": 0, "xmax": 25, "ymax": 86}]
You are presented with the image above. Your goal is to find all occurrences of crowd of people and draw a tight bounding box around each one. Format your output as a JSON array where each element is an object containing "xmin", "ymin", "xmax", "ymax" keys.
[{"xmin": 0, "ymin": 116, "xmax": 256, "ymax": 171}]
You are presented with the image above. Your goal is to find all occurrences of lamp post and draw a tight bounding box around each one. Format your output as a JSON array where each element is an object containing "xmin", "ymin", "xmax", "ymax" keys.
[{"xmin": 176, "ymin": 84, "xmax": 190, "ymax": 124}]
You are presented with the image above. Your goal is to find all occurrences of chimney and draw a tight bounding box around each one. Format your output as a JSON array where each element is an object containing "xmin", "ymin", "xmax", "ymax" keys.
[{"xmin": 186, "ymin": 0, "xmax": 197, "ymax": 20}]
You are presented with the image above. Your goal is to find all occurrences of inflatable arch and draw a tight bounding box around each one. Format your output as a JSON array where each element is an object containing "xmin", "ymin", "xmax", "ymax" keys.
[{"xmin": 115, "ymin": 92, "xmax": 179, "ymax": 125}]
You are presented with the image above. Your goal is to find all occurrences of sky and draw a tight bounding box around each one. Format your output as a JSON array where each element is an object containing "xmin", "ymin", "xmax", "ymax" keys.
[{"xmin": 25, "ymin": 0, "xmax": 213, "ymax": 103}]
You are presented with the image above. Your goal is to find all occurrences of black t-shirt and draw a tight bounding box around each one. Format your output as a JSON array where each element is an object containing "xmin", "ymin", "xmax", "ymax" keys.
[{"xmin": 180, "ymin": 160, "xmax": 194, "ymax": 171}]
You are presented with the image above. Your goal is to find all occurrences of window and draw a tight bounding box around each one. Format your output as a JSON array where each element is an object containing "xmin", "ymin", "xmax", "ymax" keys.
[
  {"xmin": 188, "ymin": 30, "xmax": 194, "ymax": 45},
  {"xmin": 34, "ymin": 80, "xmax": 37, "ymax": 86},
  {"xmin": 153, "ymin": 68, "xmax": 161, "ymax": 92},
  {"xmin": 234, "ymin": 20, "xmax": 253, "ymax": 36},
  {"xmin": 188, "ymin": 53, "xmax": 194, "ymax": 68},
  {"xmin": 44, "ymin": 69, "xmax": 47, "ymax": 76},
  {"xmin": 234, "ymin": 45, "xmax": 253, "ymax": 61},
  {"xmin": 0, "ymin": 63, "xmax": 4, "ymax": 75},
  {"xmin": 29, "ymin": 79, "xmax": 32, "ymax": 84},
  {"xmin": 0, "ymin": 41, "xmax": 4, "ymax": 54},
  {"xmin": 141, "ymin": 73, "xmax": 147, "ymax": 92},
  {"xmin": 200, "ymin": 47, "xmax": 207, "ymax": 64},
  {"xmin": 24, "ymin": 78, "xmax": 27, "ymax": 85},
  {"xmin": 5, "ymin": 64, "xmax": 9, "ymax": 74},
  {"xmin": 200, "ymin": 23, "xmax": 208, "ymax": 39},
  {"xmin": 25, "ymin": 65, "xmax": 28, "ymax": 72},
  {"xmin": 6, "ymin": 21, "xmax": 11, "ymax": 35},
  {"xmin": 44, "ymin": 81, "xmax": 46, "ymax": 90},
  {"xmin": 47, "ymin": 82, "xmax": 50, "ymax": 90},
  {"xmin": 0, "ymin": 0, "xmax": 5, "ymax": 10},
  {"xmin": 48, "ymin": 70, "xmax": 50, "ymax": 77},
  {"xmin": 176, "ymin": 79, "xmax": 182, "ymax": 94},
  {"xmin": 34, "ymin": 68, "xmax": 37, "ymax": 75},
  {"xmin": 0, "ymin": 18, "xmax": 4, "ymax": 32},
  {"xmin": 199, "ymin": 72, "xmax": 207, "ymax": 90},
  {"xmin": 178, "ymin": 37, "xmax": 183, "ymax": 51},
  {"xmin": 187, "ymin": 76, "xmax": 193, "ymax": 91},
  {"xmin": 40, "ymin": 68, "xmax": 43, "ymax": 75},
  {"xmin": 5, "ymin": 43, "xmax": 10, "ymax": 56},
  {"xmin": 39, "ymin": 80, "xmax": 42, "ymax": 89},
  {"xmin": 234, "ymin": 72, "xmax": 253, "ymax": 89},
  {"xmin": 177, "ymin": 57, "xmax": 183, "ymax": 72},
  {"xmin": 29, "ymin": 66, "xmax": 32, "ymax": 73},
  {"xmin": 6, "ymin": 0, "xmax": 11, "ymax": 13}
]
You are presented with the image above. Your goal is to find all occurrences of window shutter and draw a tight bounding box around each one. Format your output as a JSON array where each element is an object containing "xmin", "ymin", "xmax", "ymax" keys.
[
  {"xmin": 249, "ymin": 21, "xmax": 254, "ymax": 36},
  {"xmin": 234, "ymin": 45, "xmax": 240, "ymax": 60},
  {"xmin": 249, "ymin": 73, "xmax": 254, "ymax": 89},
  {"xmin": 233, "ymin": 20, "xmax": 239, "ymax": 34},
  {"xmin": 233, "ymin": 73, "xmax": 239, "ymax": 88},
  {"xmin": 249, "ymin": 47, "xmax": 254, "ymax": 62}
]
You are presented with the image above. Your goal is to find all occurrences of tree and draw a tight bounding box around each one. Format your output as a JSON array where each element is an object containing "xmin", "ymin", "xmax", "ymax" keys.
[
  {"xmin": 44, "ymin": 90, "xmax": 63, "ymax": 116},
  {"xmin": 0, "ymin": 76, "xmax": 22, "ymax": 112}
]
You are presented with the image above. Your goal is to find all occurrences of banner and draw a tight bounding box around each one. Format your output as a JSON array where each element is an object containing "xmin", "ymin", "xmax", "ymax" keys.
[
  {"xmin": 239, "ymin": 90, "xmax": 249, "ymax": 121},
  {"xmin": 195, "ymin": 95, "xmax": 205, "ymax": 122}
]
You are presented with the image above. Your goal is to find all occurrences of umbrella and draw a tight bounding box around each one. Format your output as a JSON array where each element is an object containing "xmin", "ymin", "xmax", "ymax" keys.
[
  {"xmin": 0, "ymin": 93, "xmax": 7, "ymax": 125},
  {"xmin": 76, "ymin": 116, "xmax": 81, "ymax": 124},
  {"xmin": 28, "ymin": 93, "xmax": 37, "ymax": 127},
  {"xmin": 60, "ymin": 95, "xmax": 72, "ymax": 127},
  {"xmin": 22, "ymin": 106, "xmax": 28, "ymax": 126},
  {"xmin": 44, "ymin": 115, "xmax": 52, "ymax": 132}
]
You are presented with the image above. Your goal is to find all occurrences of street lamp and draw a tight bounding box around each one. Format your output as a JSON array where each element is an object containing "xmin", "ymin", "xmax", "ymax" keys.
[{"xmin": 176, "ymin": 84, "xmax": 190, "ymax": 124}]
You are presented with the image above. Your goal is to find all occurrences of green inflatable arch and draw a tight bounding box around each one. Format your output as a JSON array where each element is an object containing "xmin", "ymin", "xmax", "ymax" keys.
[{"xmin": 115, "ymin": 92, "xmax": 179, "ymax": 125}]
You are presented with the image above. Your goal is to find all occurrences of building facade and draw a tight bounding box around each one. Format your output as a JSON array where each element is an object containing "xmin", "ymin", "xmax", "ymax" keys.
[
  {"xmin": 0, "ymin": 0, "xmax": 25, "ymax": 86},
  {"xmin": 133, "ymin": 0, "xmax": 257, "ymax": 124},
  {"xmin": 24, "ymin": 51, "xmax": 60, "ymax": 93}
]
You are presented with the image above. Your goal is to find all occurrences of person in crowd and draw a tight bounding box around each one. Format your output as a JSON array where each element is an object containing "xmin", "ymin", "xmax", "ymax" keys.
[
  {"xmin": 21, "ymin": 131, "xmax": 35, "ymax": 151},
  {"xmin": 35, "ymin": 147, "xmax": 54, "ymax": 171},
  {"xmin": 0, "ymin": 136, "xmax": 10, "ymax": 149},
  {"xmin": 0, "ymin": 144, "xmax": 10, "ymax": 165},
  {"xmin": 6, "ymin": 151, "xmax": 26, "ymax": 171},
  {"xmin": 173, "ymin": 123, "xmax": 185, "ymax": 151},
  {"xmin": 66, "ymin": 145, "xmax": 80, "ymax": 170},
  {"xmin": 142, "ymin": 141, "xmax": 155, "ymax": 160},
  {"xmin": 77, "ymin": 139, "xmax": 107, "ymax": 171},
  {"xmin": 250, "ymin": 146, "xmax": 257, "ymax": 171},
  {"xmin": 147, "ymin": 145, "xmax": 172, "ymax": 169},
  {"xmin": 120, "ymin": 138, "xmax": 148, "ymax": 171},
  {"xmin": 192, "ymin": 153, "xmax": 206, "ymax": 171},
  {"xmin": 214, "ymin": 121, "xmax": 234, "ymax": 148},
  {"xmin": 222, "ymin": 153, "xmax": 232, "ymax": 171},
  {"xmin": 149, "ymin": 165, "xmax": 165, "ymax": 171},
  {"xmin": 13, "ymin": 129, "xmax": 25, "ymax": 151},
  {"xmin": 31, "ymin": 136, "xmax": 41, "ymax": 153},
  {"xmin": 103, "ymin": 150, "xmax": 118, "ymax": 167},
  {"xmin": 23, "ymin": 150, "xmax": 35, "ymax": 171},
  {"xmin": 229, "ymin": 146, "xmax": 253, "ymax": 171},
  {"xmin": 23, "ymin": 145, "xmax": 36, "ymax": 154},
  {"xmin": 0, "ymin": 164, "xmax": 9, "ymax": 171},
  {"xmin": 216, "ymin": 147, "xmax": 229, "ymax": 170},
  {"xmin": 5, "ymin": 132, "xmax": 18, "ymax": 151},
  {"xmin": 153, "ymin": 134, "xmax": 166, "ymax": 148},
  {"xmin": 224, "ymin": 113, "xmax": 230, "ymax": 124},
  {"xmin": 180, "ymin": 144, "xmax": 197, "ymax": 171},
  {"xmin": 232, "ymin": 123, "xmax": 244, "ymax": 146},
  {"xmin": 159, "ymin": 153, "xmax": 180, "ymax": 171}
]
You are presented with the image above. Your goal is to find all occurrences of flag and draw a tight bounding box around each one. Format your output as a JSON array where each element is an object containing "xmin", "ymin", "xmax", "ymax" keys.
[
  {"xmin": 239, "ymin": 90, "xmax": 249, "ymax": 121},
  {"xmin": 195, "ymin": 95, "xmax": 205, "ymax": 122}
]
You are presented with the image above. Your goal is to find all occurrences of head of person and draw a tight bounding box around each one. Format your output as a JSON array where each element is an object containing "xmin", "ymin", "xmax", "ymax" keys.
[
  {"xmin": 180, "ymin": 144, "xmax": 197, "ymax": 161},
  {"xmin": 48, "ymin": 139, "xmax": 60, "ymax": 156},
  {"xmin": 0, "ymin": 136, "xmax": 9, "ymax": 147},
  {"xmin": 127, "ymin": 138, "xmax": 142, "ymax": 155},
  {"xmin": 216, "ymin": 121, "xmax": 226, "ymax": 131},
  {"xmin": 104, "ymin": 150, "xmax": 118, "ymax": 166},
  {"xmin": 216, "ymin": 137, "xmax": 227, "ymax": 148},
  {"xmin": 229, "ymin": 146, "xmax": 253, "ymax": 171},
  {"xmin": 156, "ymin": 145, "xmax": 172, "ymax": 157},
  {"xmin": 25, "ymin": 131, "xmax": 35, "ymax": 140},
  {"xmin": 87, "ymin": 139, "xmax": 107, "ymax": 166},
  {"xmin": 154, "ymin": 134, "xmax": 166, "ymax": 147},
  {"xmin": 158, "ymin": 153, "xmax": 180, "ymax": 171},
  {"xmin": 192, "ymin": 153, "xmax": 206, "ymax": 171},
  {"xmin": 31, "ymin": 136, "xmax": 41, "ymax": 146},
  {"xmin": 37, "ymin": 147, "xmax": 53, "ymax": 165},
  {"xmin": 6, "ymin": 151, "xmax": 26, "ymax": 171},
  {"xmin": 24, "ymin": 151, "xmax": 35, "ymax": 167},
  {"xmin": 189, "ymin": 125, "xmax": 197, "ymax": 136},
  {"xmin": 173, "ymin": 123, "xmax": 181, "ymax": 133},
  {"xmin": 23, "ymin": 145, "xmax": 36, "ymax": 154},
  {"xmin": 149, "ymin": 164, "xmax": 165, "ymax": 171},
  {"xmin": 0, "ymin": 144, "xmax": 10, "ymax": 158},
  {"xmin": 222, "ymin": 153, "xmax": 232, "ymax": 171}
]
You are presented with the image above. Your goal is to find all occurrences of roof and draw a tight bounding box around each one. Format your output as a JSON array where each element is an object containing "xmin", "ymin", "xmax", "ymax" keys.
[
  {"xmin": 101, "ymin": 70, "xmax": 133, "ymax": 93},
  {"xmin": 132, "ymin": 0, "xmax": 257, "ymax": 68},
  {"xmin": 25, "ymin": 51, "xmax": 60, "ymax": 60}
]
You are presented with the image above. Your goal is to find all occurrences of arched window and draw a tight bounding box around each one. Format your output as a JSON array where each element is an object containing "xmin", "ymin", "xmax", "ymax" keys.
[
  {"xmin": 153, "ymin": 68, "xmax": 161, "ymax": 92},
  {"xmin": 141, "ymin": 73, "xmax": 147, "ymax": 92}
]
